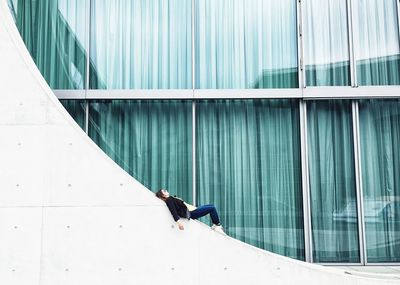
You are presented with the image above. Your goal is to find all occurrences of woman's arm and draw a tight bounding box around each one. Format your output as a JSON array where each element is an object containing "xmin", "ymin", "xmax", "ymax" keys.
[{"xmin": 165, "ymin": 197, "xmax": 185, "ymax": 230}]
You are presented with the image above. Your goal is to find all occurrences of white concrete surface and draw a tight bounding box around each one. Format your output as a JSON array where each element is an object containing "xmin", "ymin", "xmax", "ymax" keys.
[{"xmin": 0, "ymin": 0, "xmax": 399, "ymax": 284}]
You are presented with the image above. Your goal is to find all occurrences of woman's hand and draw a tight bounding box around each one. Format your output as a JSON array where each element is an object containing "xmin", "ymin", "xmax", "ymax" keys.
[{"xmin": 177, "ymin": 220, "xmax": 184, "ymax": 230}]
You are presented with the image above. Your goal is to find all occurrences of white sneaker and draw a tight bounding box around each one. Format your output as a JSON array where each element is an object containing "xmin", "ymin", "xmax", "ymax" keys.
[{"xmin": 212, "ymin": 224, "xmax": 227, "ymax": 236}]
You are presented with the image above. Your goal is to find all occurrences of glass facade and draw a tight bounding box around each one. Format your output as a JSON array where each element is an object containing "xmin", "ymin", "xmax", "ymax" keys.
[
  {"xmin": 307, "ymin": 100, "xmax": 359, "ymax": 262},
  {"xmin": 196, "ymin": 100, "xmax": 303, "ymax": 259},
  {"xmin": 11, "ymin": 0, "xmax": 88, "ymax": 89},
  {"xmin": 359, "ymin": 99, "xmax": 400, "ymax": 262},
  {"xmin": 303, "ymin": 0, "xmax": 350, "ymax": 86},
  {"xmin": 60, "ymin": 100, "xmax": 86, "ymax": 130},
  {"xmin": 11, "ymin": 0, "xmax": 400, "ymax": 89},
  {"xmin": 88, "ymin": 100, "xmax": 193, "ymax": 202},
  {"xmin": 353, "ymin": 0, "xmax": 400, "ymax": 85},
  {"xmin": 9, "ymin": 0, "xmax": 400, "ymax": 264},
  {"xmin": 195, "ymin": 0, "xmax": 298, "ymax": 88},
  {"xmin": 89, "ymin": 0, "xmax": 192, "ymax": 89}
]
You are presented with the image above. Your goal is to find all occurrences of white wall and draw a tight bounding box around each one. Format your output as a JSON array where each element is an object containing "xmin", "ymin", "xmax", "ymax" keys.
[{"xmin": 0, "ymin": 1, "xmax": 398, "ymax": 284}]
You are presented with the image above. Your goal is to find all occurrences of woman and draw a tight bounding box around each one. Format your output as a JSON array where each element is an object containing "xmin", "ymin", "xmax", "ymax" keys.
[{"xmin": 155, "ymin": 188, "xmax": 226, "ymax": 235}]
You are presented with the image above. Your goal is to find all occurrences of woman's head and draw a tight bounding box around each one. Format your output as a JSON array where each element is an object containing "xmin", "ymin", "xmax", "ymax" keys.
[{"xmin": 155, "ymin": 188, "xmax": 169, "ymax": 200}]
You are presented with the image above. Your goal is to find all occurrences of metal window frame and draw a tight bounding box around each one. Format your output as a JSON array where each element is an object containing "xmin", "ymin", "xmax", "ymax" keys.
[
  {"xmin": 191, "ymin": 0, "xmax": 196, "ymax": 206},
  {"xmin": 297, "ymin": 0, "xmax": 305, "ymax": 89},
  {"xmin": 318, "ymin": 262, "xmax": 363, "ymax": 266},
  {"xmin": 191, "ymin": 100, "xmax": 196, "ymax": 206},
  {"xmin": 352, "ymin": 101, "xmax": 366, "ymax": 265},
  {"xmin": 54, "ymin": 87, "xmax": 400, "ymax": 100},
  {"xmin": 299, "ymin": 100, "xmax": 312, "ymax": 262},
  {"xmin": 84, "ymin": 0, "xmax": 91, "ymax": 134},
  {"xmin": 322, "ymin": 262, "xmax": 400, "ymax": 266},
  {"xmin": 347, "ymin": 0, "xmax": 358, "ymax": 87}
]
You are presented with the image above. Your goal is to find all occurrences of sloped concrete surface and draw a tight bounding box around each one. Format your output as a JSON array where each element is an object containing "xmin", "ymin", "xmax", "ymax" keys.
[{"xmin": 0, "ymin": 1, "xmax": 399, "ymax": 284}]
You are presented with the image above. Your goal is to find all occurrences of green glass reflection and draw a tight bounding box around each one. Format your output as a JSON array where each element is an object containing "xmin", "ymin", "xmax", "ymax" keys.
[
  {"xmin": 195, "ymin": 0, "xmax": 298, "ymax": 89},
  {"xmin": 60, "ymin": 100, "xmax": 86, "ymax": 130},
  {"xmin": 11, "ymin": 0, "xmax": 89, "ymax": 89},
  {"xmin": 88, "ymin": 100, "xmax": 193, "ymax": 202},
  {"xmin": 359, "ymin": 99, "xmax": 400, "ymax": 262},
  {"xmin": 196, "ymin": 99, "xmax": 304, "ymax": 259},
  {"xmin": 307, "ymin": 100, "xmax": 359, "ymax": 262},
  {"xmin": 353, "ymin": 0, "xmax": 400, "ymax": 85},
  {"xmin": 304, "ymin": 0, "xmax": 350, "ymax": 86},
  {"xmin": 89, "ymin": 0, "xmax": 192, "ymax": 89}
]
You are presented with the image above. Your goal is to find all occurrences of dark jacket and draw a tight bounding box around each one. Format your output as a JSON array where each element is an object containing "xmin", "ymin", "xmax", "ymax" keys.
[{"xmin": 165, "ymin": 196, "xmax": 190, "ymax": 221}]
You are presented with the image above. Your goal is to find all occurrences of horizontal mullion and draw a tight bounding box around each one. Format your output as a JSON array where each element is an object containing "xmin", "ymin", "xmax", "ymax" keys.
[
  {"xmin": 54, "ymin": 87, "xmax": 400, "ymax": 100},
  {"xmin": 303, "ymin": 86, "xmax": 400, "ymax": 99},
  {"xmin": 55, "ymin": 89, "xmax": 194, "ymax": 100},
  {"xmin": 55, "ymin": 88, "xmax": 302, "ymax": 99},
  {"xmin": 194, "ymin": 89, "xmax": 302, "ymax": 99}
]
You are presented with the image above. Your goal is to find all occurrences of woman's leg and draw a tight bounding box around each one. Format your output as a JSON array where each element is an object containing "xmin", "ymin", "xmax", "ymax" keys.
[{"xmin": 190, "ymin": 204, "xmax": 220, "ymax": 225}]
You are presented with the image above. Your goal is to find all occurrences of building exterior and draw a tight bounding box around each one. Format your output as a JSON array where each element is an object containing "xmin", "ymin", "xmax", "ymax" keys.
[{"xmin": 7, "ymin": 0, "xmax": 400, "ymax": 265}]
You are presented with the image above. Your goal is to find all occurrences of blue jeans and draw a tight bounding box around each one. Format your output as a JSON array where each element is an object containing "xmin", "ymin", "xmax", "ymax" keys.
[{"xmin": 189, "ymin": 204, "xmax": 220, "ymax": 225}]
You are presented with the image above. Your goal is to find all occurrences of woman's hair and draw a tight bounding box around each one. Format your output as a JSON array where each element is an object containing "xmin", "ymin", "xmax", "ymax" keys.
[{"xmin": 155, "ymin": 189, "xmax": 166, "ymax": 200}]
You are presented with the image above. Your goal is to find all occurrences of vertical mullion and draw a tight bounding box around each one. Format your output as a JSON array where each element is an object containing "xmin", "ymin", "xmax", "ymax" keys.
[
  {"xmin": 192, "ymin": 101, "xmax": 196, "ymax": 206},
  {"xmin": 347, "ymin": 0, "xmax": 358, "ymax": 87},
  {"xmin": 352, "ymin": 101, "xmax": 366, "ymax": 265},
  {"xmin": 300, "ymin": 100, "xmax": 312, "ymax": 262},
  {"xmin": 297, "ymin": 0, "xmax": 305, "ymax": 89},
  {"xmin": 84, "ymin": 0, "xmax": 91, "ymax": 134},
  {"xmin": 191, "ymin": 0, "xmax": 196, "ymax": 206},
  {"xmin": 192, "ymin": 0, "xmax": 196, "ymax": 92},
  {"xmin": 85, "ymin": 101, "xmax": 89, "ymax": 134}
]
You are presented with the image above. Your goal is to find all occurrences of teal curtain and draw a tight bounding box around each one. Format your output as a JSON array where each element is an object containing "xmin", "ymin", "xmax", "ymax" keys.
[
  {"xmin": 60, "ymin": 100, "xmax": 86, "ymax": 130},
  {"xmin": 304, "ymin": 0, "xmax": 350, "ymax": 86},
  {"xmin": 353, "ymin": 0, "xmax": 400, "ymax": 85},
  {"xmin": 88, "ymin": 100, "xmax": 193, "ymax": 201},
  {"xmin": 359, "ymin": 99, "xmax": 400, "ymax": 262},
  {"xmin": 196, "ymin": 99, "xmax": 304, "ymax": 259},
  {"xmin": 12, "ymin": 0, "xmax": 89, "ymax": 89},
  {"xmin": 89, "ymin": 0, "xmax": 192, "ymax": 89},
  {"xmin": 307, "ymin": 100, "xmax": 359, "ymax": 262},
  {"xmin": 195, "ymin": 0, "xmax": 298, "ymax": 89}
]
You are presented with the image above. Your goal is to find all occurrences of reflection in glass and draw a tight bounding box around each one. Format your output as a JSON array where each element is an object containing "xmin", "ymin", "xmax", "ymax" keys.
[
  {"xmin": 307, "ymin": 100, "xmax": 359, "ymax": 262},
  {"xmin": 60, "ymin": 100, "xmax": 86, "ymax": 130},
  {"xmin": 196, "ymin": 99, "xmax": 304, "ymax": 259},
  {"xmin": 304, "ymin": 0, "xmax": 350, "ymax": 86},
  {"xmin": 359, "ymin": 99, "xmax": 400, "ymax": 262},
  {"xmin": 195, "ymin": 0, "xmax": 298, "ymax": 89},
  {"xmin": 89, "ymin": 0, "xmax": 192, "ymax": 89},
  {"xmin": 11, "ymin": 0, "xmax": 89, "ymax": 89},
  {"xmin": 88, "ymin": 100, "xmax": 192, "ymax": 202},
  {"xmin": 353, "ymin": 0, "xmax": 400, "ymax": 85}
]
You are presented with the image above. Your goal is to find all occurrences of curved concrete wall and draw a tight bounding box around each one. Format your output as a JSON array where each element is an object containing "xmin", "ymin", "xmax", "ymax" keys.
[{"xmin": 0, "ymin": 1, "xmax": 398, "ymax": 284}]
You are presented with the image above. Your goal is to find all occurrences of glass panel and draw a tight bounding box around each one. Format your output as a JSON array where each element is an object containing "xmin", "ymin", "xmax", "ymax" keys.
[
  {"xmin": 196, "ymin": 99, "xmax": 304, "ymax": 259},
  {"xmin": 12, "ymin": 0, "xmax": 88, "ymax": 89},
  {"xmin": 7, "ymin": 0, "xmax": 17, "ymax": 22},
  {"xmin": 307, "ymin": 100, "xmax": 359, "ymax": 263},
  {"xmin": 353, "ymin": 0, "xmax": 400, "ymax": 85},
  {"xmin": 359, "ymin": 99, "xmax": 400, "ymax": 262},
  {"xmin": 88, "ymin": 100, "xmax": 193, "ymax": 202},
  {"xmin": 195, "ymin": 0, "xmax": 298, "ymax": 89},
  {"xmin": 89, "ymin": 0, "xmax": 192, "ymax": 89},
  {"xmin": 60, "ymin": 100, "xmax": 86, "ymax": 130},
  {"xmin": 304, "ymin": 0, "xmax": 350, "ymax": 86}
]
